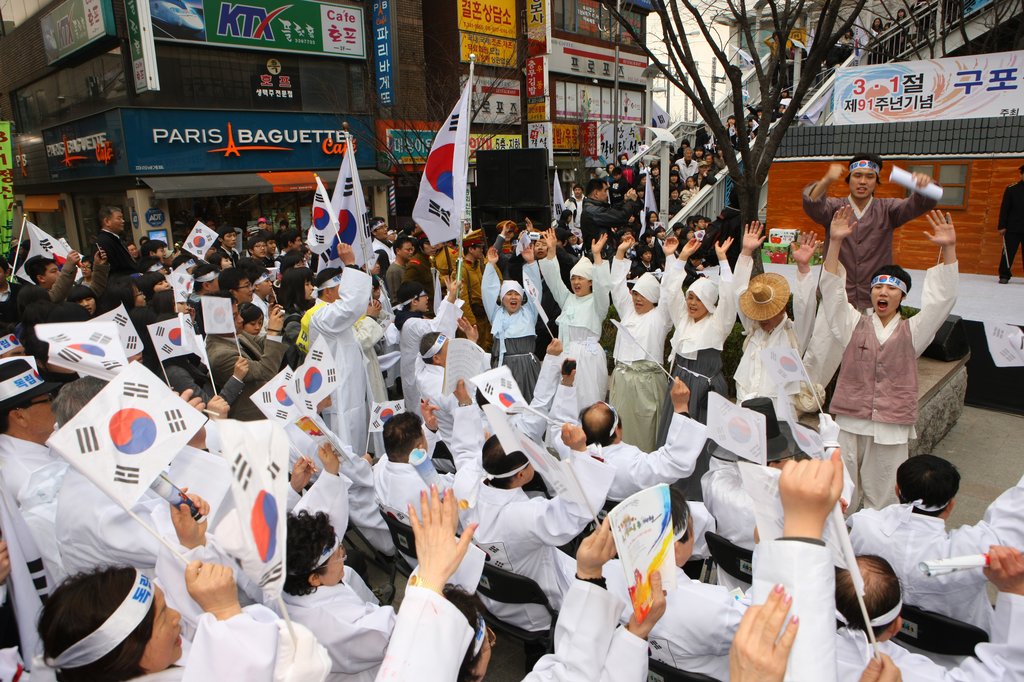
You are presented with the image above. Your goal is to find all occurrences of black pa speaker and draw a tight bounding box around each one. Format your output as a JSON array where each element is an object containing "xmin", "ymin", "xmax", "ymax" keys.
[
  {"xmin": 922, "ymin": 314, "xmax": 970, "ymax": 362},
  {"xmin": 475, "ymin": 150, "xmax": 510, "ymax": 206},
  {"xmin": 508, "ymin": 148, "xmax": 549, "ymax": 207}
]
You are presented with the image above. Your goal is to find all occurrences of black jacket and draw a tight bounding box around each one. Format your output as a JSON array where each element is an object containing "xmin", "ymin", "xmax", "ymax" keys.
[
  {"xmin": 580, "ymin": 197, "xmax": 631, "ymax": 246},
  {"xmin": 95, "ymin": 230, "xmax": 140, "ymax": 277},
  {"xmin": 1000, "ymin": 181, "xmax": 1024, "ymax": 233}
]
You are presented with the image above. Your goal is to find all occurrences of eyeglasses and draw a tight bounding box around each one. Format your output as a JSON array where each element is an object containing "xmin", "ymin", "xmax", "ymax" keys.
[{"xmin": 17, "ymin": 395, "xmax": 52, "ymax": 410}]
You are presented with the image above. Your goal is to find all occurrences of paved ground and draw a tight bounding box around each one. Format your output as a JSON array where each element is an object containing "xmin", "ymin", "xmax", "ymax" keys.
[{"xmin": 359, "ymin": 405, "xmax": 1024, "ymax": 680}]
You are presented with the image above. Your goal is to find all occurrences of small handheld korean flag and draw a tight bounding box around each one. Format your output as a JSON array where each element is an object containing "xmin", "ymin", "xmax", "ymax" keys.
[
  {"xmin": 182, "ymin": 221, "xmax": 219, "ymax": 259},
  {"xmin": 178, "ymin": 313, "xmax": 210, "ymax": 370},
  {"xmin": 706, "ymin": 393, "xmax": 768, "ymax": 465},
  {"xmin": 412, "ymin": 80, "xmax": 472, "ymax": 245},
  {"xmin": 522, "ymin": 271, "xmax": 551, "ymax": 326},
  {"xmin": 651, "ymin": 100, "xmax": 670, "ymax": 128},
  {"xmin": 641, "ymin": 171, "xmax": 658, "ymax": 238},
  {"xmin": 552, "ymin": 174, "xmax": 565, "ymax": 219},
  {"xmin": 369, "ymin": 400, "xmax": 406, "ymax": 432},
  {"xmin": 760, "ymin": 347, "xmax": 810, "ymax": 390},
  {"xmin": 213, "ymin": 420, "xmax": 290, "ymax": 599},
  {"xmin": 15, "ymin": 222, "xmax": 72, "ymax": 282},
  {"xmin": 46, "ymin": 362, "xmax": 206, "ymax": 508},
  {"xmin": 330, "ymin": 137, "xmax": 373, "ymax": 267},
  {"xmin": 36, "ymin": 321, "xmax": 128, "ymax": 380},
  {"xmin": 471, "ymin": 365, "xmax": 527, "ymax": 413},
  {"xmin": 308, "ymin": 175, "xmax": 340, "ymax": 255},
  {"xmin": 200, "ymin": 296, "xmax": 236, "ymax": 335},
  {"xmin": 95, "ymin": 304, "xmax": 142, "ymax": 356},
  {"xmin": 147, "ymin": 318, "xmax": 191, "ymax": 362},
  {"xmin": 291, "ymin": 335, "xmax": 337, "ymax": 414},
  {"xmin": 168, "ymin": 264, "xmax": 194, "ymax": 304},
  {"xmin": 253, "ymin": 368, "xmax": 298, "ymax": 425}
]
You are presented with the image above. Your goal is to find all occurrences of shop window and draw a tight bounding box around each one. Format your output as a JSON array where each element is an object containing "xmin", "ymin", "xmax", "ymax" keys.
[
  {"xmin": 906, "ymin": 162, "xmax": 968, "ymax": 208},
  {"xmin": 13, "ymin": 50, "xmax": 128, "ymax": 133}
]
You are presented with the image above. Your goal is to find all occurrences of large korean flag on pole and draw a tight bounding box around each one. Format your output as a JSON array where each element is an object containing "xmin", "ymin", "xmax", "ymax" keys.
[
  {"xmin": 330, "ymin": 137, "xmax": 373, "ymax": 268},
  {"xmin": 213, "ymin": 420, "xmax": 290, "ymax": 600},
  {"xmin": 412, "ymin": 80, "xmax": 471, "ymax": 245},
  {"xmin": 15, "ymin": 222, "xmax": 71, "ymax": 282},
  {"xmin": 307, "ymin": 175, "xmax": 340, "ymax": 255},
  {"xmin": 46, "ymin": 363, "xmax": 207, "ymax": 509}
]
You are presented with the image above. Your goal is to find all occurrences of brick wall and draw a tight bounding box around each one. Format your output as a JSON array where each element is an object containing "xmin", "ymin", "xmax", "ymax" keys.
[{"xmin": 766, "ymin": 158, "xmax": 1024, "ymax": 276}]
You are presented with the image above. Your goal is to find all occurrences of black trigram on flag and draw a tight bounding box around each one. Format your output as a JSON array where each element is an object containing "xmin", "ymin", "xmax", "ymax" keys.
[
  {"xmin": 315, "ymin": 190, "xmax": 328, "ymax": 204},
  {"xmin": 310, "ymin": 349, "xmax": 324, "ymax": 362},
  {"xmin": 26, "ymin": 557, "xmax": 50, "ymax": 599},
  {"xmin": 233, "ymin": 452, "xmax": 252, "ymax": 491},
  {"xmin": 274, "ymin": 409, "xmax": 290, "ymax": 421},
  {"xmin": 267, "ymin": 461, "xmax": 281, "ymax": 481},
  {"xmin": 101, "ymin": 360, "xmax": 123, "ymax": 372},
  {"xmin": 161, "ymin": 343, "xmax": 174, "ymax": 355},
  {"xmin": 499, "ymin": 378, "xmax": 514, "ymax": 390},
  {"xmin": 259, "ymin": 561, "xmax": 283, "ymax": 587},
  {"xmin": 313, "ymin": 233, "xmax": 325, "ymax": 245},
  {"xmin": 58, "ymin": 348, "xmax": 82, "ymax": 363},
  {"xmin": 113, "ymin": 313, "xmax": 129, "ymax": 326},
  {"xmin": 39, "ymin": 238, "xmax": 54, "ymax": 252},
  {"xmin": 153, "ymin": 326, "xmax": 167, "ymax": 337},
  {"xmin": 428, "ymin": 200, "xmax": 451, "ymax": 226},
  {"xmin": 49, "ymin": 333, "xmax": 71, "ymax": 343},
  {"xmin": 114, "ymin": 465, "xmax": 140, "ymax": 484},
  {"xmin": 123, "ymin": 381, "xmax": 149, "ymax": 399},
  {"xmin": 89, "ymin": 332, "xmax": 113, "ymax": 345},
  {"xmin": 125, "ymin": 336, "xmax": 139, "ymax": 351},
  {"xmin": 75, "ymin": 425, "xmax": 99, "ymax": 453},
  {"xmin": 325, "ymin": 368, "xmax": 336, "ymax": 383},
  {"xmin": 164, "ymin": 409, "xmax": 187, "ymax": 433},
  {"xmin": 448, "ymin": 112, "xmax": 460, "ymax": 132},
  {"xmin": 343, "ymin": 178, "xmax": 354, "ymax": 198},
  {"xmin": 260, "ymin": 390, "xmax": 273, "ymax": 404}
]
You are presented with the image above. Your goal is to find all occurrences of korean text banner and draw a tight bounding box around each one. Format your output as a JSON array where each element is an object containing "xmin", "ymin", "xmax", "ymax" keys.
[
  {"xmin": 148, "ymin": 0, "xmax": 365, "ymax": 59},
  {"xmin": 457, "ymin": 0, "xmax": 515, "ymax": 39},
  {"xmin": 0, "ymin": 123, "xmax": 12, "ymax": 257},
  {"xmin": 833, "ymin": 49, "xmax": 1024, "ymax": 125}
]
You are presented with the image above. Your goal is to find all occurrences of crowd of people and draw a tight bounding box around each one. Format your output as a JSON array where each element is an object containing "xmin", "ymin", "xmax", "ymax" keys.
[{"xmin": 0, "ymin": 152, "xmax": 1021, "ymax": 682}]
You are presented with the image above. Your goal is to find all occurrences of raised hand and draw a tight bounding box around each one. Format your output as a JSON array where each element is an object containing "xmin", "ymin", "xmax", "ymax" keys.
[
  {"xmin": 591, "ymin": 232, "xmax": 609, "ymax": 262},
  {"xmin": 830, "ymin": 206, "xmax": 858, "ymax": 242},
  {"xmin": 560, "ymin": 423, "xmax": 587, "ymax": 451},
  {"xmin": 741, "ymin": 221, "xmax": 766, "ymax": 255},
  {"xmin": 456, "ymin": 316, "xmax": 479, "ymax": 343},
  {"xmin": 680, "ymin": 237, "xmax": 702, "ymax": 260},
  {"xmin": 984, "ymin": 545, "xmax": 1024, "ymax": 596},
  {"xmin": 790, "ymin": 232, "xmax": 820, "ymax": 268},
  {"xmin": 715, "ymin": 236, "xmax": 734, "ymax": 262},
  {"xmin": 291, "ymin": 456, "xmax": 317, "ymax": 492},
  {"xmin": 825, "ymin": 163, "xmax": 846, "ymax": 184},
  {"xmin": 486, "ymin": 247, "xmax": 500, "ymax": 265},
  {"xmin": 317, "ymin": 442, "xmax": 341, "ymax": 475},
  {"xmin": 617, "ymin": 232, "xmax": 636, "ymax": 258},
  {"xmin": 663, "ymin": 235, "xmax": 680, "ymax": 257},
  {"xmin": 408, "ymin": 486, "xmax": 477, "ymax": 593},
  {"xmin": 779, "ymin": 451, "xmax": 844, "ymax": 540},
  {"xmin": 576, "ymin": 517, "xmax": 616, "ymax": 578},
  {"xmin": 543, "ymin": 228, "xmax": 558, "ymax": 258},
  {"xmin": 522, "ymin": 240, "xmax": 535, "ymax": 264},
  {"xmin": 420, "ymin": 399, "xmax": 440, "ymax": 431},
  {"xmin": 728, "ymin": 584, "xmax": 799, "ymax": 682},
  {"xmin": 185, "ymin": 561, "xmax": 242, "ymax": 621},
  {"xmin": 923, "ymin": 210, "xmax": 956, "ymax": 247},
  {"xmin": 337, "ymin": 242, "xmax": 356, "ymax": 266},
  {"xmin": 169, "ymin": 491, "xmax": 210, "ymax": 550}
]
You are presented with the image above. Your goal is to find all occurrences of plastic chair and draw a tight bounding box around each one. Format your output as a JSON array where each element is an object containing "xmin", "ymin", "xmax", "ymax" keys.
[
  {"xmin": 648, "ymin": 657, "xmax": 722, "ymax": 682},
  {"xmin": 475, "ymin": 562, "xmax": 557, "ymax": 646},
  {"xmin": 704, "ymin": 531, "xmax": 753, "ymax": 584},
  {"xmin": 894, "ymin": 603, "xmax": 989, "ymax": 657}
]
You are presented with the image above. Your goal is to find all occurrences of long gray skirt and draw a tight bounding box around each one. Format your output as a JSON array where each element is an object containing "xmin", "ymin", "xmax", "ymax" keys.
[
  {"xmin": 656, "ymin": 348, "xmax": 727, "ymax": 501},
  {"xmin": 492, "ymin": 335, "xmax": 541, "ymax": 403}
]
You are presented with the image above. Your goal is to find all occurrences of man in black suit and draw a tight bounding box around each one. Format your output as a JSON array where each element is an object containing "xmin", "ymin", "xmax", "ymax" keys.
[
  {"xmin": 998, "ymin": 164, "xmax": 1024, "ymax": 283},
  {"xmin": 94, "ymin": 206, "xmax": 140, "ymax": 277}
]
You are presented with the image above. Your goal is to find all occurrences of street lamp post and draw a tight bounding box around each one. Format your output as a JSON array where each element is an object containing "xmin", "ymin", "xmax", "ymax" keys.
[{"xmin": 612, "ymin": 0, "xmax": 621, "ymax": 159}]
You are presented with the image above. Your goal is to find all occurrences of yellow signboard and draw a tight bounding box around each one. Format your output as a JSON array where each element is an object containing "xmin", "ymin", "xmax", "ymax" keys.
[
  {"xmin": 460, "ymin": 32, "xmax": 517, "ymax": 66},
  {"xmin": 552, "ymin": 123, "xmax": 579, "ymax": 151},
  {"xmin": 469, "ymin": 134, "xmax": 522, "ymax": 163},
  {"xmin": 527, "ymin": 100, "xmax": 549, "ymax": 122},
  {"xmin": 458, "ymin": 0, "xmax": 516, "ymax": 39}
]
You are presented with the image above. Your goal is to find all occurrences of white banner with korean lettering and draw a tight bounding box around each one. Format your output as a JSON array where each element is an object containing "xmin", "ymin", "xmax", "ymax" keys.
[{"xmin": 833, "ymin": 49, "xmax": 1024, "ymax": 125}]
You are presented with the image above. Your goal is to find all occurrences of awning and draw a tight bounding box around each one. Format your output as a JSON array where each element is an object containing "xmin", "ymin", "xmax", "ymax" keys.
[
  {"xmin": 143, "ymin": 169, "xmax": 393, "ymax": 199},
  {"xmin": 22, "ymin": 195, "xmax": 61, "ymax": 212}
]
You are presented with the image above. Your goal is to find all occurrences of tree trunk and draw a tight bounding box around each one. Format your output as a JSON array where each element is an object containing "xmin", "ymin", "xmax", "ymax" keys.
[{"xmin": 736, "ymin": 177, "xmax": 765, "ymax": 275}]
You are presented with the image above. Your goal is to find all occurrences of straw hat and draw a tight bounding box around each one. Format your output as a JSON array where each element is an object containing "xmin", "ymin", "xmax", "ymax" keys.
[{"xmin": 739, "ymin": 273, "xmax": 790, "ymax": 321}]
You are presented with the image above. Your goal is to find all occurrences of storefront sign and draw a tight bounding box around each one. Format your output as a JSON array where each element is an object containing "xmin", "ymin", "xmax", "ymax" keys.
[
  {"xmin": 251, "ymin": 69, "xmax": 301, "ymax": 105},
  {"xmin": 0, "ymin": 123, "xmax": 13, "ymax": 256},
  {"xmin": 833, "ymin": 49, "xmax": 1024, "ymax": 125},
  {"xmin": 596, "ymin": 122, "xmax": 640, "ymax": 166},
  {"xmin": 527, "ymin": 100, "xmax": 549, "ymax": 122},
  {"xmin": 145, "ymin": 208, "xmax": 166, "ymax": 226},
  {"xmin": 459, "ymin": 32, "xmax": 516, "ymax": 67},
  {"xmin": 555, "ymin": 80, "xmax": 642, "ymax": 122},
  {"xmin": 40, "ymin": 0, "xmax": 116, "ymax": 64},
  {"xmin": 120, "ymin": 109, "xmax": 374, "ymax": 173},
  {"xmin": 463, "ymin": 78, "xmax": 522, "ymax": 125},
  {"xmin": 457, "ymin": 0, "xmax": 515, "ymax": 39},
  {"xmin": 149, "ymin": 0, "xmax": 366, "ymax": 59},
  {"xmin": 552, "ymin": 123, "xmax": 579, "ymax": 151},
  {"xmin": 372, "ymin": 0, "xmax": 396, "ymax": 105},
  {"xmin": 549, "ymin": 37, "xmax": 647, "ymax": 86},
  {"xmin": 526, "ymin": 0, "xmax": 548, "ymax": 55},
  {"xmin": 468, "ymin": 134, "xmax": 522, "ymax": 164},
  {"xmin": 527, "ymin": 122, "xmax": 553, "ymax": 165},
  {"xmin": 378, "ymin": 125, "xmax": 434, "ymax": 167},
  {"xmin": 125, "ymin": 0, "xmax": 160, "ymax": 93},
  {"xmin": 580, "ymin": 121, "xmax": 598, "ymax": 159},
  {"xmin": 42, "ymin": 111, "xmax": 128, "ymax": 180},
  {"xmin": 526, "ymin": 56, "xmax": 546, "ymax": 99}
]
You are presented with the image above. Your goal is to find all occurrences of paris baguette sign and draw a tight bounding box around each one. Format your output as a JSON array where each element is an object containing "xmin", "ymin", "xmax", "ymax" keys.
[{"xmin": 149, "ymin": 0, "xmax": 365, "ymax": 59}]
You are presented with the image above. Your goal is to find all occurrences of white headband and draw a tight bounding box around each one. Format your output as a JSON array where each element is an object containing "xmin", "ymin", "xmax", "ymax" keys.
[
  {"xmin": 254, "ymin": 272, "xmax": 271, "ymax": 286},
  {"xmin": 421, "ymin": 334, "xmax": 448, "ymax": 359},
  {"xmin": 484, "ymin": 460, "xmax": 529, "ymax": 481},
  {"xmin": 147, "ymin": 263, "xmax": 165, "ymax": 273},
  {"xmin": 870, "ymin": 274, "xmax": 908, "ymax": 295},
  {"xmin": 194, "ymin": 271, "xmax": 218, "ymax": 283},
  {"xmin": 472, "ymin": 615, "xmax": 487, "ymax": 657},
  {"xmin": 836, "ymin": 598, "xmax": 903, "ymax": 629},
  {"xmin": 48, "ymin": 570, "xmax": 154, "ymax": 669},
  {"xmin": 906, "ymin": 498, "xmax": 950, "ymax": 513},
  {"xmin": 672, "ymin": 510, "xmax": 690, "ymax": 542},
  {"xmin": 316, "ymin": 274, "xmax": 343, "ymax": 292},
  {"xmin": 289, "ymin": 536, "xmax": 341, "ymax": 575},
  {"xmin": 0, "ymin": 369, "xmax": 44, "ymax": 402}
]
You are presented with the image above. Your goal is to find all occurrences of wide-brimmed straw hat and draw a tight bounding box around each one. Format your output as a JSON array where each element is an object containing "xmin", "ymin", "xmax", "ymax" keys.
[{"xmin": 739, "ymin": 273, "xmax": 790, "ymax": 321}]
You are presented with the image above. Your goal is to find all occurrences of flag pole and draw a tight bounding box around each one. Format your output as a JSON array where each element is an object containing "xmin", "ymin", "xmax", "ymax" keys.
[
  {"xmin": 9, "ymin": 214, "xmax": 26, "ymax": 280},
  {"xmin": 157, "ymin": 357, "xmax": 172, "ymax": 387},
  {"xmin": 275, "ymin": 595, "xmax": 298, "ymax": 642},
  {"xmin": 233, "ymin": 329, "xmax": 243, "ymax": 356},
  {"xmin": 456, "ymin": 54, "xmax": 476, "ymax": 296}
]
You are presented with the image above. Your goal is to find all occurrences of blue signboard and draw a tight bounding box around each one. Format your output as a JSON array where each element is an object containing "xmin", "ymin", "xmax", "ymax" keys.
[
  {"xmin": 119, "ymin": 109, "xmax": 375, "ymax": 174},
  {"xmin": 372, "ymin": 0, "xmax": 396, "ymax": 106},
  {"xmin": 42, "ymin": 110, "xmax": 128, "ymax": 181}
]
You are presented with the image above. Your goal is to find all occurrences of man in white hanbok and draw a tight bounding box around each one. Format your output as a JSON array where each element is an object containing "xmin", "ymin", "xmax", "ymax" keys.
[{"xmin": 392, "ymin": 281, "xmax": 461, "ymax": 413}]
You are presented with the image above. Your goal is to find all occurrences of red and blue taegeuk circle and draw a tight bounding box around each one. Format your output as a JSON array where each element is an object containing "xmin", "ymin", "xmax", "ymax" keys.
[
  {"xmin": 68, "ymin": 343, "xmax": 105, "ymax": 357},
  {"xmin": 337, "ymin": 210, "xmax": 357, "ymax": 244},
  {"xmin": 275, "ymin": 386, "xmax": 293, "ymax": 406},
  {"xmin": 424, "ymin": 144, "xmax": 455, "ymax": 199},
  {"xmin": 109, "ymin": 408, "xmax": 157, "ymax": 455},
  {"xmin": 379, "ymin": 407, "xmax": 396, "ymax": 422},
  {"xmin": 312, "ymin": 206, "xmax": 332, "ymax": 231},
  {"xmin": 168, "ymin": 328, "xmax": 182, "ymax": 346},
  {"xmin": 304, "ymin": 367, "xmax": 323, "ymax": 393},
  {"xmin": 251, "ymin": 490, "xmax": 279, "ymax": 562},
  {"xmin": 192, "ymin": 235, "xmax": 207, "ymax": 249},
  {"xmin": 780, "ymin": 355, "xmax": 799, "ymax": 373},
  {"xmin": 498, "ymin": 392, "xmax": 516, "ymax": 407},
  {"xmin": 727, "ymin": 417, "xmax": 752, "ymax": 443}
]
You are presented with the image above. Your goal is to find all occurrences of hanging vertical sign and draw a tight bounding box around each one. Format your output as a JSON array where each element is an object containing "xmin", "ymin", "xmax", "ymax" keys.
[
  {"xmin": 372, "ymin": 0, "xmax": 396, "ymax": 106},
  {"xmin": 526, "ymin": 0, "xmax": 549, "ymax": 56},
  {"xmin": 124, "ymin": 0, "xmax": 160, "ymax": 93},
  {"xmin": 0, "ymin": 122, "xmax": 12, "ymax": 257}
]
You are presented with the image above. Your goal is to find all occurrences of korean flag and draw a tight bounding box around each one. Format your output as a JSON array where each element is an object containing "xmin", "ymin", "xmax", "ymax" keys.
[
  {"xmin": 35, "ymin": 321, "xmax": 129, "ymax": 380},
  {"xmin": 183, "ymin": 221, "xmax": 219, "ymax": 259},
  {"xmin": 95, "ymin": 304, "xmax": 143, "ymax": 356},
  {"xmin": 253, "ymin": 368, "xmax": 298, "ymax": 425},
  {"xmin": 290, "ymin": 335, "xmax": 338, "ymax": 414},
  {"xmin": 307, "ymin": 175, "xmax": 340, "ymax": 256},
  {"xmin": 147, "ymin": 318, "xmax": 191, "ymax": 362}
]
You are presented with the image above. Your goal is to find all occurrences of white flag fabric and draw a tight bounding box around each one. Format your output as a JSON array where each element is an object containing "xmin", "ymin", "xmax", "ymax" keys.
[
  {"xmin": 213, "ymin": 420, "xmax": 290, "ymax": 599},
  {"xmin": 253, "ymin": 368, "xmax": 298, "ymax": 425},
  {"xmin": 200, "ymin": 296, "xmax": 236, "ymax": 335},
  {"xmin": 182, "ymin": 221, "xmax": 219, "ymax": 259},
  {"xmin": 412, "ymin": 80, "xmax": 472, "ymax": 245},
  {"xmin": 0, "ymin": 487, "xmax": 52, "ymax": 672},
  {"xmin": 706, "ymin": 392, "xmax": 767, "ymax": 465},
  {"xmin": 522, "ymin": 272, "xmax": 549, "ymax": 325},
  {"xmin": 330, "ymin": 139, "xmax": 373, "ymax": 267},
  {"xmin": 760, "ymin": 347, "xmax": 810, "ymax": 390},
  {"xmin": 471, "ymin": 365, "xmax": 527, "ymax": 412},
  {"xmin": 641, "ymin": 171, "xmax": 658, "ymax": 238},
  {"xmin": 308, "ymin": 175, "xmax": 340, "ymax": 255},
  {"xmin": 176, "ymin": 312, "xmax": 211, "ymax": 373},
  {"xmin": 984, "ymin": 322, "xmax": 1024, "ymax": 367},
  {"xmin": 552, "ymin": 174, "xmax": 565, "ymax": 219},
  {"xmin": 15, "ymin": 222, "xmax": 71, "ymax": 282},
  {"xmin": 46, "ymin": 362, "xmax": 206, "ymax": 508},
  {"xmin": 168, "ymin": 263, "xmax": 194, "ymax": 303},
  {"xmin": 36, "ymin": 321, "xmax": 128, "ymax": 380},
  {"xmin": 369, "ymin": 400, "xmax": 406, "ymax": 432},
  {"xmin": 651, "ymin": 100, "xmax": 670, "ymax": 128},
  {"xmin": 290, "ymin": 335, "xmax": 338, "ymax": 414},
  {"xmin": 95, "ymin": 304, "xmax": 142, "ymax": 356},
  {"xmin": 147, "ymin": 318, "xmax": 191, "ymax": 362}
]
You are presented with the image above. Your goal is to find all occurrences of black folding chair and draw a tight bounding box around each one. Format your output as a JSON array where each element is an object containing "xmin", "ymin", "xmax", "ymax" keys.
[
  {"xmin": 378, "ymin": 509, "xmax": 418, "ymax": 603},
  {"xmin": 704, "ymin": 531, "xmax": 753, "ymax": 585},
  {"xmin": 894, "ymin": 603, "xmax": 989, "ymax": 657},
  {"xmin": 475, "ymin": 562, "xmax": 557, "ymax": 647},
  {"xmin": 648, "ymin": 657, "xmax": 722, "ymax": 681}
]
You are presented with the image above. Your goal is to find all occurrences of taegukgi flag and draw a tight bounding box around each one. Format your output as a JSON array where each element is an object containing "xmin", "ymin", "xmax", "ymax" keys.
[
  {"xmin": 15, "ymin": 222, "xmax": 71, "ymax": 283},
  {"xmin": 330, "ymin": 138, "xmax": 373, "ymax": 267},
  {"xmin": 307, "ymin": 175, "xmax": 340, "ymax": 256},
  {"xmin": 35, "ymin": 321, "xmax": 128, "ymax": 380},
  {"xmin": 253, "ymin": 368, "xmax": 298, "ymax": 425},
  {"xmin": 182, "ymin": 221, "xmax": 219, "ymax": 259}
]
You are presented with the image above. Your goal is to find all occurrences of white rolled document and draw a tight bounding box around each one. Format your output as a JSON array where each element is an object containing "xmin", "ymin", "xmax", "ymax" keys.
[
  {"xmin": 919, "ymin": 554, "xmax": 988, "ymax": 577},
  {"xmin": 890, "ymin": 166, "xmax": 944, "ymax": 201}
]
